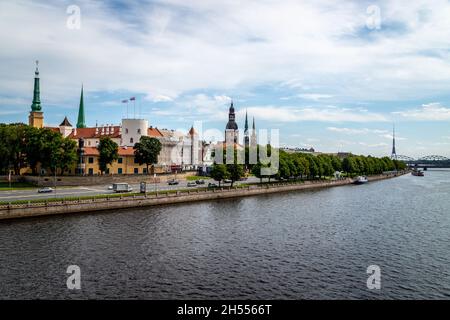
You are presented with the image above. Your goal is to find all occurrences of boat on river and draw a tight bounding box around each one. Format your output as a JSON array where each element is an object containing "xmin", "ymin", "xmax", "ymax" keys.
[
  {"xmin": 411, "ymin": 170, "xmax": 424, "ymax": 177},
  {"xmin": 353, "ymin": 176, "xmax": 368, "ymax": 184}
]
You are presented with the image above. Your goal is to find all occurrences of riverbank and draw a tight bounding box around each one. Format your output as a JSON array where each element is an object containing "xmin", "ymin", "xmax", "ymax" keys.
[{"xmin": 0, "ymin": 171, "xmax": 408, "ymax": 220}]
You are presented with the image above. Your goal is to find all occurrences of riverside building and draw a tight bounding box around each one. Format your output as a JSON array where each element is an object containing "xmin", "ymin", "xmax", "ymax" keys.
[{"xmin": 24, "ymin": 63, "xmax": 256, "ymax": 176}]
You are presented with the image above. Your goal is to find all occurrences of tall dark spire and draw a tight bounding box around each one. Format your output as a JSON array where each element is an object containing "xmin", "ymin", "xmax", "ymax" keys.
[
  {"xmin": 244, "ymin": 109, "xmax": 249, "ymax": 133},
  {"xmin": 30, "ymin": 60, "xmax": 42, "ymax": 111},
  {"xmin": 250, "ymin": 116, "xmax": 257, "ymax": 147},
  {"xmin": 76, "ymin": 85, "xmax": 86, "ymax": 128},
  {"xmin": 391, "ymin": 124, "xmax": 397, "ymax": 160}
]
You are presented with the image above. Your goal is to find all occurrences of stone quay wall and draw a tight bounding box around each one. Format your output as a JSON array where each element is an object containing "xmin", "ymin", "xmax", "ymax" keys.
[{"xmin": 0, "ymin": 172, "xmax": 408, "ymax": 221}]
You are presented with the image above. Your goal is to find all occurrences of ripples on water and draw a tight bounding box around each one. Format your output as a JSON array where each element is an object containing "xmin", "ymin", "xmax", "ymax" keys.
[{"xmin": 1, "ymin": 171, "xmax": 450, "ymax": 299}]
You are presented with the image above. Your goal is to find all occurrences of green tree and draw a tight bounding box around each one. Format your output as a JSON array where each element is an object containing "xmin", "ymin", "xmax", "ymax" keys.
[
  {"xmin": 227, "ymin": 163, "xmax": 244, "ymax": 187},
  {"xmin": 210, "ymin": 164, "xmax": 229, "ymax": 187},
  {"xmin": 134, "ymin": 136, "xmax": 162, "ymax": 174},
  {"xmin": 97, "ymin": 137, "xmax": 119, "ymax": 174},
  {"xmin": 23, "ymin": 126, "xmax": 43, "ymax": 175},
  {"xmin": 1, "ymin": 124, "xmax": 28, "ymax": 175},
  {"xmin": 53, "ymin": 137, "xmax": 77, "ymax": 174},
  {"xmin": 330, "ymin": 155, "xmax": 342, "ymax": 172},
  {"xmin": 342, "ymin": 156, "xmax": 356, "ymax": 175}
]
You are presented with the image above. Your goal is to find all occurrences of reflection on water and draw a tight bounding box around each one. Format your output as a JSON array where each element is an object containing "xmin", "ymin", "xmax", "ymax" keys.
[{"xmin": 1, "ymin": 171, "xmax": 450, "ymax": 299}]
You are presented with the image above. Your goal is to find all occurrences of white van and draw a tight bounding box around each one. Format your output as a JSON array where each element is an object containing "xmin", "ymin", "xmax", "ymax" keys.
[{"xmin": 112, "ymin": 183, "xmax": 133, "ymax": 193}]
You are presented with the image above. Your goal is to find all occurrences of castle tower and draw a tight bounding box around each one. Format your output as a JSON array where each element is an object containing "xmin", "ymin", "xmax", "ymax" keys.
[
  {"xmin": 77, "ymin": 85, "xmax": 86, "ymax": 128},
  {"xmin": 225, "ymin": 101, "xmax": 239, "ymax": 144},
  {"xmin": 59, "ymin": 116, "xmax": 73, "ymax": 138},
  {"xmin": 29, "ymin": 61, "xmax": 44, "ymax": 128}
]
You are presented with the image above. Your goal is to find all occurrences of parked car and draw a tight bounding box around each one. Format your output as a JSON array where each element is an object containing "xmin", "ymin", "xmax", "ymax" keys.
[
  {"xmin": 167, "ymin": 179, "xmax": 179, "ymax": 185},
  {"xmin": 223, "ymin": 179, "xmax": 232, "ymax": 183},
  {"xmin": 38, "ymin": 187, "xmax": 54, "ymax": 193},
  {"xmin": 107, "ymin": 185, "xmax": 113, "ymax": 190},
  {"xmin": 195, "ymin": 179, "xmax": 205, "ymax": 185},
  {"xmin": 208, "ymin": 182, "xmax": 218, "ymax": 188},
  {"xmin": 187, "ymin": 182, "xmax": 197, "ymax": 187}
]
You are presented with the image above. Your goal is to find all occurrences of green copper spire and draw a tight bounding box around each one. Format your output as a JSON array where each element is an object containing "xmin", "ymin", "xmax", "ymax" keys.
[
  {"xmin": 76, "ymin": 85, "xmax": 86, "ymax": 128},
  {"xmin": 244, "ymin": 109, "xmax": 249, "ymax": 133},
  {"xmin": 30, "ymin": 60, "xmax": 41, "ymax": 111}
]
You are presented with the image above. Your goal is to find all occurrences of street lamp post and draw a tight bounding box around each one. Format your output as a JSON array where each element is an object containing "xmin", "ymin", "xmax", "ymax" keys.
[{"xmin": 54, "ymin": 165, "xmax": 57, "ymax": 195}]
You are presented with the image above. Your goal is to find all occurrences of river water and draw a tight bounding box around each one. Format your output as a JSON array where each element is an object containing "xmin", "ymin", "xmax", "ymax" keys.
[{"xmin": 1, "ymin": 170, "xmax": 450, "ymax": 299}]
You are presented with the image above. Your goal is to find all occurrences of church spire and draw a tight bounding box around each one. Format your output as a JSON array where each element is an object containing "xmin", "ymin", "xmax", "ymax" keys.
[
  {"xmin": 244, "ymin": 109, "xmax": 249, "ymax": 133},
  {"xmin": 76, "ymin": 85, "xmax": 86, "ymax": 128},
  {"xmin": 30, "ymin": 60, "xmax": 41, "ymax": 111},
  {"xmin": 250, "ymin": 116, "xmax": 257, "ymax": 147}
]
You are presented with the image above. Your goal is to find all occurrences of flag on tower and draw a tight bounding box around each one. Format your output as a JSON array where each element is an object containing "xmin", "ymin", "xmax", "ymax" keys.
[
  {"xmin": 122, "ymin": 99, "xmax": 128, "ymax": 103},
  {"xmin": 130, "ymin": 97, "xmax": 136, "ymax": 101}
]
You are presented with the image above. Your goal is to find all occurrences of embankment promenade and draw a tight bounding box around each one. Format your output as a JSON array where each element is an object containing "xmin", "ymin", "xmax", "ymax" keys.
[{"xmin": 0, "ymin": 172, "xmax": 408, "ymax": 221}]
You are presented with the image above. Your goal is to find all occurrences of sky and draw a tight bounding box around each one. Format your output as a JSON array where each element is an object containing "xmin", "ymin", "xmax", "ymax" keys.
[{"xmin": 1, "ymin": 0, "xmax": 450, "ymax": 158}]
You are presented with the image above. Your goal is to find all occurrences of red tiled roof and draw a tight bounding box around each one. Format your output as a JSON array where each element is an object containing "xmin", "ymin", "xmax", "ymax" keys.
[
  {"xmin": 148, "ymin": 127, "xmax": 163, "ymax": 137},
  {"xmin": 68, "ymin": 126, "xmax": 163, "ymax": 139},
  {"xmin": 68, "ymin": 126, "xmax": 121, "ymax": 139}
]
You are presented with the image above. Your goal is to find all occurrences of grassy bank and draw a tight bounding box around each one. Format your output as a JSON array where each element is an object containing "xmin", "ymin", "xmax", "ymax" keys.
[{"xmin": 0, "ymin": 182, "xmax": 36, "ymax": 191}]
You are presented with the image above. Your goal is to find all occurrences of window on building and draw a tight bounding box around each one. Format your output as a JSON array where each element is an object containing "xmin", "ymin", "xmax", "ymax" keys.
[
  {"xmin": 118, "ymin": 157, "xmax": 123, "ymax": 164},
  {"xmin": 88, "ymin": 157, "xmax": 94, "ymax": 164},
  {"xmin": 125, "ymin": 128, "xmax": 129, "ymax": 134},
  {"xmin": 134, "ymin": 168, "xmax": 139, "ymax": 174},
  {"xmin": 134, "ymin": 157, "xmax": 139, "ymax": 164},
  {"xmin": 130, "ymin": 138, "xmax": 134, "ymax": 144},
  {"xmin": 137, "ymin": 129, "xmax": 141, "ymax": 134},
  {"xmin": 118, "ymin": 168, "xmax": 123, "ymax": 174},
  {"xmin": 143, "ymin": 168, "xmax": 147, "ymax": 174},
  {"xmin": 88, "ymin": 168, "xmax": 93, "ymax": 175}
]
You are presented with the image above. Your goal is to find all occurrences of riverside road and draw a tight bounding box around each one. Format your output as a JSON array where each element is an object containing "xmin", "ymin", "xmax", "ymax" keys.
[{"xmin": 0, "ymin": 177, "xmax": 261, "ymax": 202}]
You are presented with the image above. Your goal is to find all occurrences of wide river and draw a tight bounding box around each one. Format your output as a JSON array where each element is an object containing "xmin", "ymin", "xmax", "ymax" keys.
[{"xmin": 1, "ymin": 170, "xmax": 450, "ymax": 299}]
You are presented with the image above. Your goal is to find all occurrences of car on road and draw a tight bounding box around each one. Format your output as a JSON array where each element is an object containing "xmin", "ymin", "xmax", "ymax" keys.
[
  {"xmin": 167, "ymin": 179, "xmax": 179, "ymax": 185},
  {"xmin": 208, "ymin": 183, "xmax": 218, "ymax": 188},
  {"xmin": 107, "ymin": 185, "xmax": 113, "ymax": 190},
  {"xmin": 187, "ymin": 182, "xmax": 197, "ymax": 187},
  {"xmin": 38, "ymin": 187, "xmax": 54, "ymax": 193},
  {"xmin": 112, "ymin": 183, "xmax": 133, "ymax": 193},
  {"xmin": 195, "ymin": 179, "xmax": 205, "ymax": 185},
  {"xmin": 223, "ymin": 179, "xmax": 232, "ymax": 183}
]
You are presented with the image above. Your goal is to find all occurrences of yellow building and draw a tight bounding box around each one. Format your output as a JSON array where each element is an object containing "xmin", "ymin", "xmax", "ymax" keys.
[{"xmin": 81, "ymin": 146, "xmax": 166, "ymax": 175}]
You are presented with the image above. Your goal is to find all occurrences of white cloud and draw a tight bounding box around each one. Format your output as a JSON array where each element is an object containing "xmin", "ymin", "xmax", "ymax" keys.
[
  {"xmin": 379, "ymin": 133, "xmax": 407, "ymax": 141},
  {"xmin": 3, "ymin": 0, "xmax": 450, "ymax": 105},
  {"xmin": 297, "ymin": 94, "xmax": 333, "ymax": 101},
  {"xmin": 359, "ymin": 142, "xmax": 389, "ymax": 148},
  {"xmin": 326, "ymin": 127, "xmax": 389, "ymax": 134},
  {"xmin": 243, "ymin": 105, "xmax": 387, "ymax": 123},
  {"xmin": 393, "ymin": 102, "xmax": 450, "ymax": 121}
]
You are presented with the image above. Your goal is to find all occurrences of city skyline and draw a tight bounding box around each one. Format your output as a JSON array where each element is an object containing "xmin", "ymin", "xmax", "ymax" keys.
[{"xmin": 2, "ymin": 1, "xmax": 450, "ymax": 157}]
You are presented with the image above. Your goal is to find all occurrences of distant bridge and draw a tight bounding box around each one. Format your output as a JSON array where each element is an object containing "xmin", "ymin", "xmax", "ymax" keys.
[{"xmin": 395, "ymin": 155, "xmax": 450, "ymax": 168}]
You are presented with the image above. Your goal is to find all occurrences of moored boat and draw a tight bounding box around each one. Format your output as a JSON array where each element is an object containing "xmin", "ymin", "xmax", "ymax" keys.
[{"xmin": 354, "ymin": 176, "xmax": 368, "ymax": 184}]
